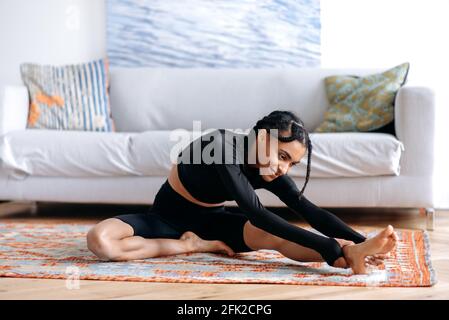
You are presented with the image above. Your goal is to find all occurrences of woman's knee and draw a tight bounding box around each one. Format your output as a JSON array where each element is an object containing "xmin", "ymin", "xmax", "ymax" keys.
[
  {"xmin": 86, "ymin": 228, "xmax": 113, "ymax": 260},
  {"xmin": 86, "ymin": 221, "xmax": 127, "ymax": 261},
  {"xmin": 243, "ymin": 221, "xmax": 284, "ymax": 250}
]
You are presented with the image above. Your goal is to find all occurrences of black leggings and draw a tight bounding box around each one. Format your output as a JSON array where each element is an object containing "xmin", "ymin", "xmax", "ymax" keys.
[{"xmin": 113, "ymin": 179, "xmax": 253, "ymax": 253}]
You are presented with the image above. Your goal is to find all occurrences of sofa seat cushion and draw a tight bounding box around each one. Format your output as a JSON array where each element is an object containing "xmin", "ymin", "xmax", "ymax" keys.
[
  {"xmin": 0, "ymin": 130, "xmax": 403, "ymax": 179},
  {"xmin": 292, "ymin": 132, "xmax": 404, "ymax": 178},
  {"xmin": 0, "ymin": 129, "xmax": 176, "ymax": 179}
]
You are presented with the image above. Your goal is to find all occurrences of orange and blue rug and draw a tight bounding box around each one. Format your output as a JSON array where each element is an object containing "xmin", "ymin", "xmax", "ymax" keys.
[{"xmin": 0, "ymin": 222, "xmax": 437, "ymax": 287}]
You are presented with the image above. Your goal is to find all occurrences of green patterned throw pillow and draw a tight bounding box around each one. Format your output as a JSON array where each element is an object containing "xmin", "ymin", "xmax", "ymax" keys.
[{"xmin": 314, "ymin": 62, "xmax": 410, "ymax": 133}]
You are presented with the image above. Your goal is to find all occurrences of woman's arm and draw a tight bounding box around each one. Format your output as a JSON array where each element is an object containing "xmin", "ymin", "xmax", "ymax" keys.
[
  {"xmin": 263, "ymin": 174, "xmax": 367, "ymax": 244},
  {"xmin": 214, "ymin": 163, "xmax": 345, "ymax": 266}
]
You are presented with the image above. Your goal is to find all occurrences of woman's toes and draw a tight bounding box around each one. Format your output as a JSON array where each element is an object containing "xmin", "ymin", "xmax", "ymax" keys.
[
  {"xmin": 381, "ymin": 225, "xmax": 394, "ymax": 237},
  {"xmin": 223, "ymin": 244, "xmax": 235, "ymax": 256},
  {"xmin": 384, "ymin": 238, "xmax": 394, "ymax": 250},
  {"xmin": 215, "ymin": 241, "xmax": 235, "ymax": 256},
  {"xmin": 392, "ymin": 231, "xmax": 399, "ymax": 241}
]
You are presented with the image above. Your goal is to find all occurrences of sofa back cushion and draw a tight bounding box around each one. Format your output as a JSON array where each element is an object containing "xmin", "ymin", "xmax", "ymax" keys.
[{"xmin": 109, "ymin": 67, "xmax": 380, "ymax": 132}]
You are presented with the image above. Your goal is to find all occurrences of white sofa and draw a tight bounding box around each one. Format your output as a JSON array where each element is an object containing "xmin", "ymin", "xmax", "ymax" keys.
[{"xmin": 0, "ymin": 68, "xmax": 435, "ymax": 229}]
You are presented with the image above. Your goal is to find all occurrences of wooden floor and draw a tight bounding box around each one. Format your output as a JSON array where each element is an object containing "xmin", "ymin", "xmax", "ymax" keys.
[{"xmin": 0, "ymin": 202, "xmax": 448, "ymax": 300}]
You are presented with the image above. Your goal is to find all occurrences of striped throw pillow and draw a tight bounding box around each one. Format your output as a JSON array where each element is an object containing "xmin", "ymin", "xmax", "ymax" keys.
[{"xmin": 20, "ymin": 58, "xmax": 115, "ymax": 131}]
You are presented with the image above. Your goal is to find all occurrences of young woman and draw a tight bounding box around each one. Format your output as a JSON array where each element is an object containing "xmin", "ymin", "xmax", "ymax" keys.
[{"xmin": 87, "ymin": 110, "xmax": 398, "ymax": 274}]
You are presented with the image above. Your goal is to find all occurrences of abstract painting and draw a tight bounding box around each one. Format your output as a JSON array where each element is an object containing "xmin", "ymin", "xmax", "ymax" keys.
[{"xmin": 106, "ymin": 0, "xmax": 320, "ymax": 67}]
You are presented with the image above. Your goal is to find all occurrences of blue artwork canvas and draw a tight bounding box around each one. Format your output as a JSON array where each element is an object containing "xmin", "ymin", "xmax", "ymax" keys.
[{"xmin": 107, "ymin": 0, "xmax": 320, "ymax": 67}]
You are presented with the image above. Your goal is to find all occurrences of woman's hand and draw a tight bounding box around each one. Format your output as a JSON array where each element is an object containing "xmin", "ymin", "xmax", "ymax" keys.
[
  {"xmin": 332, "ymin": 238, "xmax": 355, "ymax": 268},
  {"xmin": 335, "ymin": 238, "xmax": 355, "ymax": 248},
  {"xmin": 334, "ymin": 238, "xmax": 390, "ymax": 266},
  {"xmin": 333, "ymin": 238, "xmax": 386, "ymax": 268},
  {"xmin": 333, "ymin": 256, "xmax": 350, "ymax": 268},
  {"xmin": 364, "ymin": 253, "xmax": 389, "ymax": 267}
]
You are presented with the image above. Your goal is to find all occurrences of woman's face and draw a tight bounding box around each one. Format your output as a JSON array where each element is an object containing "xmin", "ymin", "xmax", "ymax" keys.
[{"xmin": 252, "ymin": 129, "xmax": 307, "ymax": 182}]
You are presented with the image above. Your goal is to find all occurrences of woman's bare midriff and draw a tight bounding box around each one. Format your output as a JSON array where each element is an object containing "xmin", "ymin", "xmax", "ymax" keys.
[{"xmin": 167, "ymin": 164, "xmax": 226, "ymax": 208}]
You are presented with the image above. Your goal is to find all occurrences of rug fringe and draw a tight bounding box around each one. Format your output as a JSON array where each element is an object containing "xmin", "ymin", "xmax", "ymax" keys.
[{"xmin": 422, "ymin": 229, "xmax": 438, "ymax": 286}]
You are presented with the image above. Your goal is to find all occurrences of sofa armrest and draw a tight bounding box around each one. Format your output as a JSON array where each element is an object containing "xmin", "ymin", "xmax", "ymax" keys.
[
  {"xmin": 0, "ymin": 85, "xmax": 29, "ymax": 136},
  {"xmin": 395, "ymin": 86, "xmax": 435, "ymax": 176}
]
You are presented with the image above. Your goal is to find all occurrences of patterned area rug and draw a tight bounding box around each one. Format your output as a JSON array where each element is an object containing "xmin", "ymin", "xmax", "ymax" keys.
[{"xmin": 0, "ymin": 222, "xmax": 437, "ymax": 287}]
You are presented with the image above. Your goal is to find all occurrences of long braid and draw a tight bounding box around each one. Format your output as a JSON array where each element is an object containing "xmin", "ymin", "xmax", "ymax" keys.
[
  {"xmin": 297, "ymin": 133, "xmax": 312, "ymax": 200},
  {"xmin": 252, "ymin": 110, "xmax": 312, "ymax": 200}
]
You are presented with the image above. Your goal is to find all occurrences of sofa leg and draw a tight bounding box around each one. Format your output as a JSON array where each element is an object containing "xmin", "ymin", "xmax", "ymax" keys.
[
  {"xmin": 0, "ymin": 201, "xmax": 39, "ymax": 217},
  {"xmin": 421, "ymin": 207, "xmax": 435, "ymax": 231},
  {"xmin": 30, "ymin": 201, "xmax": 39, "ymax": 216}
]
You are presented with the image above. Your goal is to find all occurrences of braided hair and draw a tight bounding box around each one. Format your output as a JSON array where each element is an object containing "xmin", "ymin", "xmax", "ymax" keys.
[{"xmin": 252, "ymin": 110, "xmax": 312, "ymax": 200}]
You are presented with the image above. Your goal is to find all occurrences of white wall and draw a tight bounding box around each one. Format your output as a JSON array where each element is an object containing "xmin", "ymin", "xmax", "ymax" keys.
[
  {"xmin": 321, "ymin": 0, "xmax": 449, "ymax": 209},
  {"xmin": 1, "ymin": 0, "xmax": 447, "ymax": 208},
  {"xmin": 0, "ymin": 0, "xmax": 106, "ymax": 93}
]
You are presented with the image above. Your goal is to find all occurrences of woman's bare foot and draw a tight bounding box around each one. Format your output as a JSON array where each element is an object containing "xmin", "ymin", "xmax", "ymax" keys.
[
  {"xmin": 180, "ymin": 231, "xmax": 235, "ymax": 256},
  {"xmin": 342, "ymin": 225, "xmax": 398, "ymax": 274}
]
